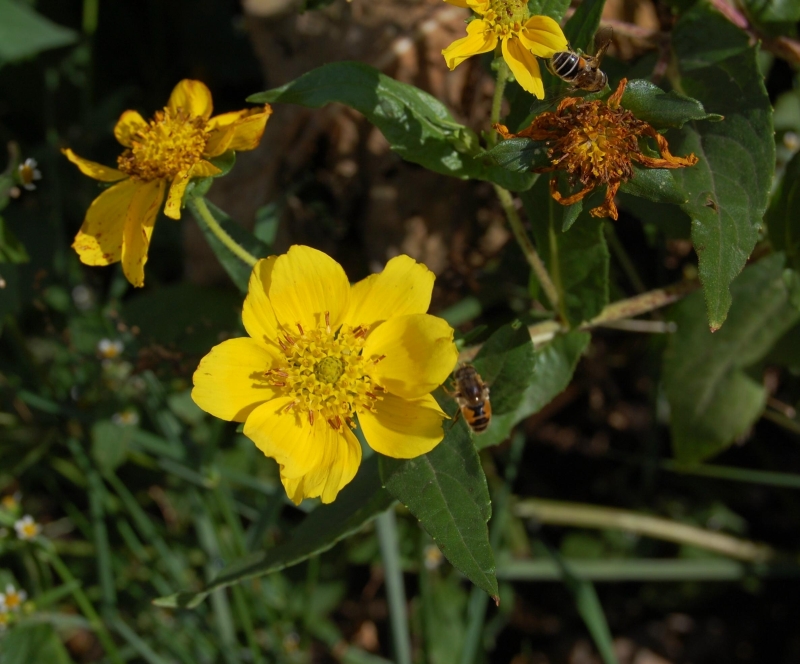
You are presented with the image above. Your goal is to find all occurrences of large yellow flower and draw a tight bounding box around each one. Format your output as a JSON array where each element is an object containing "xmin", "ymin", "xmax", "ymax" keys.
[
  {"xmin": 192, "ymin": 246, "xmax": 459, "ymax": 504},
  {"xmin": 63, "ymin": 79, "xmax": 271, "ymax": 287},
  {"xmin": 442, "ymin": 0, "xmax": 568, "ymax": 99}
]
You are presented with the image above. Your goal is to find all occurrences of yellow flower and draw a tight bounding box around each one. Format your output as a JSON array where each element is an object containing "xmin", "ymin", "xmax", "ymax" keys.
[
  {"xmin": 63, "ymin": 79, "xmax": 272, "ymax": 287},
  {"xmin": 442, "ymin": 0, "xmax": 568, "ymax": 98},
  {"xmin": 192, "ymin": 246, "xmax": 459, "ymax": 504},
  {"xmin": 0, "ymin": 585, "xmax": 26, "ymax": 612}
]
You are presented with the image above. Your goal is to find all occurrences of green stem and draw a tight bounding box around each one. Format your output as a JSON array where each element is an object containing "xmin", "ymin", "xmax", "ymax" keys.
[
  {"xmin": 45, "ymin": 549, "xmax": 124, "ymax": 664},
  {"xmin": 604, "ymin": 222, "xmax": 647, "ymax": 294},
  {"xmin": 494, "ymin": 184, "xmax": 561, "ymax": 312},
  {"xmin": 488, "ymin": 59, "xmax": 510, "ymax": 149},
  {"xmin": 190, "ymin": 197, "xmax": 257, "ymax": 268},
  {"xmin": 547, "ymin": 195, "xmax": 569, "ymax": 322},
  {"xmin": 376, "ymin": 509, "xmax": 412, "ymax": 664}
]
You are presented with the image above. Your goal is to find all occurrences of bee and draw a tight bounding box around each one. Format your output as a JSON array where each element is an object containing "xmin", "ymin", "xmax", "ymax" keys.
[
  {"xmin": 452, "ymin": 364, "xmax": 492, "ymax": 434},
  {"xmin": 547, "ymin": 27, "xmax": 613, "ymax": 93}
]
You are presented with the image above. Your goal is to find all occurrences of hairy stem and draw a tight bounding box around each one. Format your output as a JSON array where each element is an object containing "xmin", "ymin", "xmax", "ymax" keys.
[{"xmin": 190, "ymin": 197, "xmax": 258, "ymax": 268}]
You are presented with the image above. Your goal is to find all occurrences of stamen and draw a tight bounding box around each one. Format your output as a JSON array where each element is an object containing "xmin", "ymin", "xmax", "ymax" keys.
[
  {"xmin": 353, "ymin": 326, "xmax": 366, "ymax": 339},
  {"xmin": 373, "ymin": 354, "xmax": 386, "ymax": 364},
  {"xmin": 283, "ymin": 400, "xmax": 297, "ymax": 412},
  {"xmin": 373, "ymin": 385, "xmax": 386, "ymax": 392},
  {"xmin": 297, "ymin": 323, "xmax": 304, "ymax": 335},
  {"xmin": 325, "ymin": 311, "xmax": 331, "ymax": 334},
  {"xmin": 345, "ymin": 416, "xmax": 356, "ymax": 429},
  {"xmin": 278, "ymin": 338, "xmax": 287, "ymax": 351},
  {"xmin": 366, "ymin": 392, "xmax": 378, "ymax": 400},
  {"xmin": 308, "ymin": 410, "xmax": 315, "ymax": 426},
  {"xmin": 284, "ymin": 333, "xmax": 296, "ymax": 346},
  {"xmin": 272, "ymin": 381, "xmax": 286, "ymax": 387}
]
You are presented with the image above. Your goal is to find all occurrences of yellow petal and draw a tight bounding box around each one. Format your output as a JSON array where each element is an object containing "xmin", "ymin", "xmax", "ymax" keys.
[
  {"xmin": 72, "ymin": 178, "xmax": 140, "ymax": 266},
  {"xmin": 364, "ymin": 313, "xmax": 458, "ymax": 400},
  {"xmin": 163, "ymin": 171, "xmax": 190, "ymax": 220},
  {"xmin": 192, "ymin": 160, "xmax": 222, "ymax": 177},
  {"xmin": 121, "ymin": 179, "xmax": 165, "ymax": 287},
  {"xmin": 63, "ymin": 148, "xmax": 127, "ymax": 182},
  {"xmin": 244, "ymin": 397, "xmax": 362, "ymax": 504},
  {"xmin": 359, "ymin": 393, "xmax": 446, "ymax": 458},
  {"xmin": 206, "ymin": 106, "xmax": 272, "ymax": 154},
  {"xmin": 204, "ymin": 124, "xmax": 236, "ymax": 158},
  {"xmin": 502, "ymin": 35, "xmax": 545, "ymax": 99},
  {"xmin": 518, "ymin": 16, "xmax": 569, "ymax": 56},
  {"xmin": 442, "ymin": 20, "xmax": 497, "ymax": 70},
  {"xmin": 243, "ymin": 257, "xmax": 280, "ymax": 345},
  {"xmin": 167, "ymin": 79, "xmax": 213, "ymax": 120},
  {"xmin": 192, "ymin": 337, "xmax": 281, "ymax": 422},
  {"xmin": 114, "ymin": 110, "xmax": 146, "ymax": 148},
  {"xmin": 269, "ymin": 245, "xmax": 351, "ymax": 333},
  {"xmin": 343, "ymin": 255, "xmax": 434, "ymax": 330}
]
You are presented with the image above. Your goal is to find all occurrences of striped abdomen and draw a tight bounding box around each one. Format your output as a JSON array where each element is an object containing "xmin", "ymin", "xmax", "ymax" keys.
[
  {"xmin": 550, "ymin": 51, "xmax": 582, "ymax": 81},
  {"xmin": 463, "ymin": 400, "xmax": 492, "ymax": 433}
]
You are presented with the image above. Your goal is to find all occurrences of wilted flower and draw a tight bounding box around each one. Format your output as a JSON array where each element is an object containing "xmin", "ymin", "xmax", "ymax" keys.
[
  {"xmin": 14, "ymin": 515, "xmax": 40, "ymax": 541},
  {"xmin": 442, "ymin": 0, "xmax": 567, "ymax": 98},
  {"xmin": 16, "ymin": 158, "xmax": 42, "ymax": 191},
  {"xmin": 495, "ymin": 78, "xmax": 699, "ymax": 219},
  {"xmin": 63, "ymin": 79, "xmax": 272, "ymax": 287},
  {"xmin": 97, "ymin": 338, "xmax": 124, "ymax": 359},
  {"xmin": 0, "ymin": 585, "xmax": 26, "ymax": 612},
  {"xmin": 192, "ymin": 246, "xmax": 458, "ymax": 504}
]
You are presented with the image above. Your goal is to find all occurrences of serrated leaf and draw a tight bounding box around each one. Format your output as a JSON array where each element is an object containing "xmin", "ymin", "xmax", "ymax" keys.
[
  {"xmin": 248, "ymin": 61, "xmax": 534, "ymax": 191},
  {"xmin": 523, "ymin": 178, "xmax": 609, "ymax": 326},
  {"xmin": 470, "ymin": 321, "xmax": 536, "ymax": 416},
  {"xmin": 619, "ymin": 166, "xmax": 688, "ymax": 205},
  {"xmin": 154, "ymin": 455, "xmax": 393, "ymax": 608},
  {"xmin": 620, "ymin": 79, "xmax": 721, "ymax": 129},
  {"xmin": 380, "ymin": 425, "xmax": 498, "ymax": 599},
  {"xmin": 767, "ymin": 150, "xmax": 800, "ymax": 269},
  {"xmin": 476, "ymin": 330, "xmax": 590, "ymax": 448},
  {"xmin": 0, "ymin": 0, "xmax": 77, "ymax": 63},
  {"xmin": 485, "ymin": 138, "xmax": 551, "ymax": 173},
  {"xmin": 669, "ymin": 5, "xmax": 774, "ymax": 330},
  {"xmin": 188, "ymin": 198, "xmax": 269, "ymax": 292},
  {"xmin": 664, "ymin": 254, "xmax": 800, "ymax": 463}
]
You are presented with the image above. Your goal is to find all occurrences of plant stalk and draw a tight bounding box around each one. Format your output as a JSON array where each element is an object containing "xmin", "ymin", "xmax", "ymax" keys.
[
  {"xmin": 376, "ymin": 509, "xmax": 413, "ymax": 664},
  {"xmin": 190, "ymin": 197, "xmax": 258, "ymax": 268}
]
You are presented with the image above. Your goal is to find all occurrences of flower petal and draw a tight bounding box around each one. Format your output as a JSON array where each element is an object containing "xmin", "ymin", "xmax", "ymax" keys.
[
  {"xmin": 502, "ymin": 36, "xmax": 545, "ymax": 99},
  {"xmin": 72, "ymin": 178, "xmax": 140, "ymax": 266},
  {"xmin": 343, "ymin": 255, "xmax": 434, "ymax": 330},
  {"xmin": 359, "ymin": 393, "xmax": 447, "ymax": 458},
  {"xmin": 63, "ymin": 148, "xmax": 127, "ymax": 182},
  {"xmin": 204, "ymin": 125, "xmax": 236, "ymax": 158},
  {"xmin": 192, "ymin": 337, "xmax": 281, "ymax": 422},
  {"xmin": 269, "ymin": 245, "xmax": 351, "ymax": 332},
  {"xmin": 364, "ymin": 313, "xmax": 458, "ymax": 400},
  {"xmin": 442, "ymin": 20, "xmax": 497, "ymax": 69},
  {"xmin": 121, "ymin": 178, "xmax": 165, "ymax": 287},
  {"xmin": 244, "ymin": 396, "xmax": 362, "ymax": 504},
  {"xmin": 114, "ymin": 110, "xmax": 147, "ymax": 148},
  {"xmin": 243, "ymin": 257, "xmax": 280, "ymax": 345},
  {"xmin": 163, "ymin": 171, "xmax": 190, "ymax": 220},
  {"xmin": 518, "ymin": 16, "xmax": 569, "ymax": 56},
  {"xmin": 207, "ymin": 106, "xmax": 272, "ymax": 154},
  {"xmin": 167, "ymin": 79, "xmax": 213, "ymax": 120},
  {"xmin": 192, "ymin": 160, "xmax": 222, "ymax": 177}
]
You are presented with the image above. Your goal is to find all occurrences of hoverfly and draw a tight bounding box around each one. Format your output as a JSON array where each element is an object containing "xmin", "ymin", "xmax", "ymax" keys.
[{"xmin": 451, "ymin": 364, "xmax": 491, "ymax": 434}]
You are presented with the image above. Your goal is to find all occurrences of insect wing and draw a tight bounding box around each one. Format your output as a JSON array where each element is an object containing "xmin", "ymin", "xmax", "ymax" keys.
[{"xmin": 590, "ymin": 26, "xmax": 613, "ymax": 64}]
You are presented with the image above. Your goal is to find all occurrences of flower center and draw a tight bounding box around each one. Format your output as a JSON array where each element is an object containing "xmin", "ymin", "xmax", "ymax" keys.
[
  {"xmin": 485, "ymin": 0, "xmax": 529, "ymax": 30},
  {"xmin": 266, "ymin": 314, "xmax": 385, "ymax": 431},
  {"xmin": 4, "ymin": 592, "xmax": 20, "ymax": 610},
  {"xmin": 117, "ymin": 108, "xmax": 209, "ymax": 181}
]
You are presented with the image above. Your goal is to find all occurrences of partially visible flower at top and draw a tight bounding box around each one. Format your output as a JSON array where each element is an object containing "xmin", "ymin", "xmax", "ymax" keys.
[
  {"xmin": 495, "ymin": 78, "xmax": 699, "ymax": 219},
  {"xmin": 63, "ymin": 79, "xmax": 272, "ymax": 287},
  {"xmin": 97, "ymin": 338, "xmax": 124, "ymax": 359},
  {"xmin": 16, "ymin": 158, "xmax": 42, "ymax": 191},
  {"xmin": 192, "ymin": 246, "xmax": 459, "ymax": 505},
  {"xmin": 0, "ymin": 585, "xmax": 26, "ymax": 612},
  {"xmin": 442, "ymin": 0, "xmax": 567, "ymax": 98},
  {"xmin": 14, "ymin": 515, "xmax": 40, "ymax": 541},
  {"xmin": 112, "ymin": 410, "xmax": 140, "ymax": 427}
]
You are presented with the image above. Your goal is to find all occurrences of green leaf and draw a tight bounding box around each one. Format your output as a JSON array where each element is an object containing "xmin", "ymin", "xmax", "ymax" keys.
[
  {"xmin": 0, "ymin": 624, "xmax": 74, "ymax": 664},
  {"xmin": 484, "ymin": 138, "xmax": 551, "ymax": 173},
  {"xmin": 470, "ymin": 321, "xmax": 536, "ymax": 417},
  {"xmin": 380, "ymin": 424, "xmax": 498, "ymax": 600},
  {"xmin": 188, "ymin": 198, "xmax": 268, "ymax": 292},
  {"xmin": 528, "ymin": 0, "xmax": 571, "ymax": 21},
  {"xmin": 154, "ymin": 455, "xmax": 393, "ymax": 608},
  {"xmin": 0, "ymin": 215, "xmax": 28, "ymax": 263},
  {"xmin": 476, "ymin": 330, "xmax": 590, "ymax": 449},
  {"xmin": 563, "ymin": 0, "xmax": 606, "ymax": 51},
  {"xmin": 767, "ymin": 150, "xmax": 800, "ymax": 269},
  {"xmin": 669, "ymin": 5, "xmax": 774, "ymax": 330},
  {"xmin": 0, "ymin": 0, "xmax": 77, "ymax": 64},
  {"xmin": 671, "ymin": 6, "xmax": 751, "ymax": 70},
  {"xmin": 523, "ymin": 178, "xmax": 610, "ymax": 327},
  {"xmin": 91, "ymin": 420, "xmax": 132, "ymax": 473},
  {"xmin": 184, "ymin": 151, "xmax": 236, "ymax": 201},
  {"xmin": 663, "ymin": 254, "xmax": 800, "ymax": 463},
  {"xmin": 248, "ymin": 61, "xmax": 535, "ymax": 191},
  {"xmin": 618, "ymin": 166, "xmax": 688, "ymax": 206},
  {"xmin": 620, "ymin": 79, "xmax": 721, "ymax": 129}
]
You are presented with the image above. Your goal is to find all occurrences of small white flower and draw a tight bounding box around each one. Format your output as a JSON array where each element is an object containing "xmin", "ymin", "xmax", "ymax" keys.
[
  {"xmin": 17, "ymin": 158, "xmax": 42, "ymax": 191},
  {"xmin": 97, "ymin": 338, "xmax": 124, "ymax": 359},
  {"xmin": 71, "ymin": 285, "xmax": 95, "ymax": 311},
  {"xmin": 112, "ymin": 411, "xmax": 140, "ymax": 427},
  {"xmin": 423, "ymin": 544, "xmax": 444, "ymax": 570},
  {"xmin": 0, "ymin": 585, "xmax": 27, "ymax": 612},
  {"xmin": 14, "ymin": 515, "xmax": 41, "ymax": 541}
]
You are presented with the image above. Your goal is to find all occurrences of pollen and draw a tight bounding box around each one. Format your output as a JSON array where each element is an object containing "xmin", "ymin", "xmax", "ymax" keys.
[
  {"xmin": 117, "ymin": 108, "xmax": 209, "ymax": 181},
  {"xmin": 267, "ymin": 317, "xmax": 384, "ymax": 431},
  {"xmin": 487, "ymin": 0, "xmax": 529, "ymax": 26}
]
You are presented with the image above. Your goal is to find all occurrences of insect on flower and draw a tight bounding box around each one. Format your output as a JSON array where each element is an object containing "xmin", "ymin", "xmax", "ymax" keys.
[
  {"xmin": 548, "ymin": 27, "xmax": 613, "ymax": 94},
  {"xmin": 451, "ymin": 364, "xmax": 492, "ymax": 433}
]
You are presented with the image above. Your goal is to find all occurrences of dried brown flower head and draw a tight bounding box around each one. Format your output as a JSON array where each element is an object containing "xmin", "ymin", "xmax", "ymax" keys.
[{"xmin": 495, "ymin": 78, "xmax": 699, "ymax": 220}]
